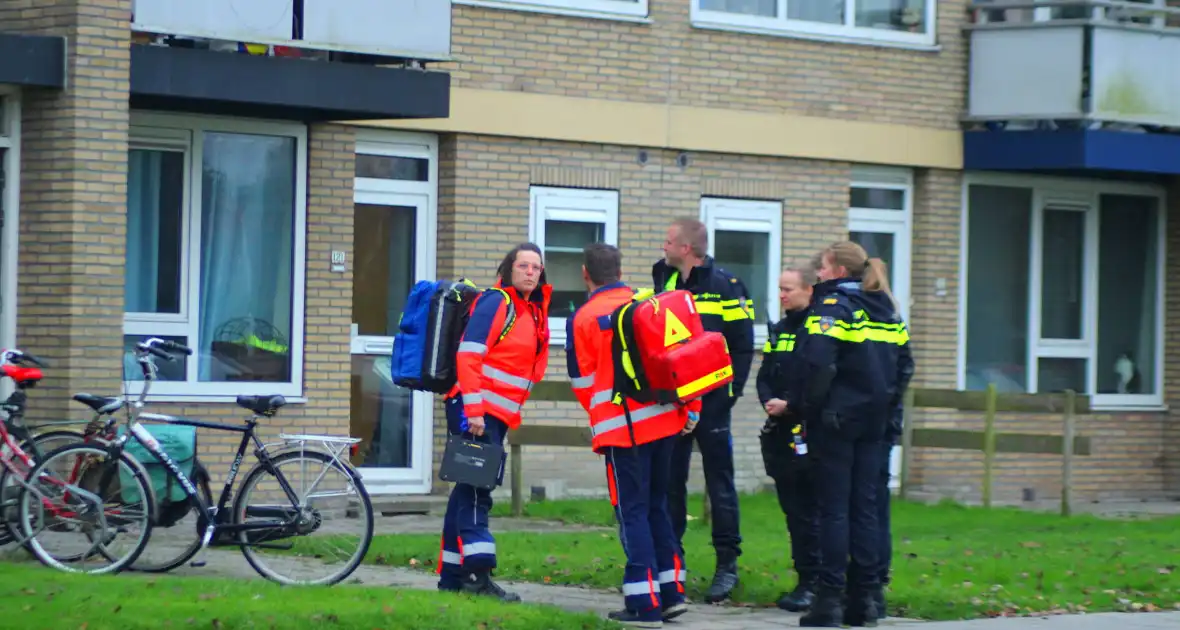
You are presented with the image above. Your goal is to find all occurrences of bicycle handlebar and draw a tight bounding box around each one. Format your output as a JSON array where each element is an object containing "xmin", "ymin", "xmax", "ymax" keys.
[
  {"xmin": 130, "ymin": 338, "xmax": 194, "ymax": 405},
  {"xmin": 0, "ymin": 349, "xmax": 48, "ymax": 369}
]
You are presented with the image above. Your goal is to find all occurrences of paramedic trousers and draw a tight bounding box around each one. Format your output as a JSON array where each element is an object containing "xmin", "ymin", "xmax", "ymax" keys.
[
  {"xmin": 810, "ymin": 412, "xmax": 887, "ymax": 593},
  {"xmin": 847, "ymin": 438, "xmax": 896, "ymax": 588},
  {"xmin": 605, "ymin": 436, "xmax": 687, "ymax": 616},
  {"xmin": 438, "ymin": 396, "xmax": 508, "ymax": 589},
  {"xmin": 668, "ymin": 389, "xmax": 741, "ymax": 561}
]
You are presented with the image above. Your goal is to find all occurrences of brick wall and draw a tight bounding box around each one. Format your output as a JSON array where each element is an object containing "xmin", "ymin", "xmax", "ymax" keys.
[
  {"xmin": 434, "ymin": 133, "xmax": 969, "ymax": 500},
  {"xmin": 3, "ymin": 0, "xmax": 132, "ymax": 420},
  {"xmin": 1163, "ymin": 178, "xmax": 1180, "ymax": 496},
  {"xmin": 119, "ymin": 124, "xmax": 356, "ymax": 483},
  {"xmin": 439, "ymin": 0, "xmax": 968, "ymax": 129},
  {"xmin": 905, "ymin": 174, "xmax": 1174, "ymax": 504}
]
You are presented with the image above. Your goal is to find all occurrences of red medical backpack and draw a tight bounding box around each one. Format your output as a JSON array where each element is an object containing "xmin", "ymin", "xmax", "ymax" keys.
[{"xmin": 610, "ymin": 289, "xmax": 735, "ymax": 405}]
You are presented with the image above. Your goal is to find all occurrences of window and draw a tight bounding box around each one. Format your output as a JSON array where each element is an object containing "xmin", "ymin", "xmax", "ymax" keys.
[
  {"xmin": 700, "ymin": 198, "xmax": 783, "ymax": 344},
  {"xmin": 124, "ymin": 115, "xmax": 307, "ymax": 399},
  {"xmin": 961, "ymin": 178, "xmax": 1165, "ymax": 408},
  {"xmin": 848, "ymin": 166, "xmax": 913, "ymax": 322},
  {"xmin": 693, "ymin": 0, "xmax": 936, "ymax": 47},
  {"xmin": 529, "ymin": 186, "xmax": 619, "ymax": 345},
  {"xmin": 457, "ymin": 0, "xmax": 648, "ymax": 20}
]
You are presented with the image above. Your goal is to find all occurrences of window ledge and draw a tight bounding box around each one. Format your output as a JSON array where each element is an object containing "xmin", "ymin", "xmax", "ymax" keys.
[
  {"xmin": 130, "ymin": 394, "xmax": 308, "ymax": 405},
  {"xmin": 690, "ymin": 18, "xmax": 940, "ymax": 52},
  {"xmin": 454, "ymin": 0, "xmax": 653, "ymax": 24},
  {"xmin": 1088, "ymin": 403, "xmax": 1168, "ymax": 414}
]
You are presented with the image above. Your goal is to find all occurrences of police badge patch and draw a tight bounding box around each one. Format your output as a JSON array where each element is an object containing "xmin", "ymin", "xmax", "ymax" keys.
[{"xmin": 818, "ymin": 316, "xmax": 835, "ymax": 333}]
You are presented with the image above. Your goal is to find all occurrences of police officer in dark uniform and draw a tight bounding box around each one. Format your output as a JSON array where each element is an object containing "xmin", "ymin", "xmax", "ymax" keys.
[
  {"xmin": 653, "ymin": 218, "xmax": 755, "ymax": 603},
  {"xmin": 756, "ymin": 267, "xmax": 822, "ymax": 613},
  {"xmin": 797, "ymin": 241, "xmax": 914, "ymax": 628}
]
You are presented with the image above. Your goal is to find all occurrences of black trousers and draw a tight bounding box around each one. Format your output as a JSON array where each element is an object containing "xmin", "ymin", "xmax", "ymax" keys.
[
  {"xmin": 773, "ymin": 465, "xmax": 821, "ymax": 583},
  {"xmin": 810, "ymin": 413, "xmax": 887, "ymax": 592},
  {"xmin": 667, "ymin": 389, "xmax": 741, "ymax": 560},
  {"xmin": 847, "ymin": 439, "xmax": 895, "ymax": 589}
]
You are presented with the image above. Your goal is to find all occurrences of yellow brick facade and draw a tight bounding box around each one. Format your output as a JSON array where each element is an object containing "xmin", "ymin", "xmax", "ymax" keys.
[{"xmin": 2, "ymin": 0, "xmax": 1175, "ymax": 506}]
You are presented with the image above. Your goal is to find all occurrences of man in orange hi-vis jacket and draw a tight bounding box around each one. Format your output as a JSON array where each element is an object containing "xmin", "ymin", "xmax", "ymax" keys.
[{"xmin": 567, "ymin": 243, "xmax": 701, "ymax": 629}]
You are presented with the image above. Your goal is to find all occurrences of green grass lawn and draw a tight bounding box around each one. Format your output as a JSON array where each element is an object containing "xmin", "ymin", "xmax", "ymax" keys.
[
  {"xmin": 0, "ymin": 561, "xmax": 618, "ymax": 629},
  {"xmin": 356, "ymin": 493, "xmax": 1180, "ymax": 621}
]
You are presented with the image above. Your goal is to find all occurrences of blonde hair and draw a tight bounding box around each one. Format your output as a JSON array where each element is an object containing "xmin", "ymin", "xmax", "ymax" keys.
[
  {"xmin": 820, "ymin": 241, "xmax": 900, "ymax": 314},
  {"xmin": 781, "ymin": 263, "xmax": 817, "ymax": 287},
  {"xmin": 671, "ymin": 218, "xmax": 709, "ymax": 258}
]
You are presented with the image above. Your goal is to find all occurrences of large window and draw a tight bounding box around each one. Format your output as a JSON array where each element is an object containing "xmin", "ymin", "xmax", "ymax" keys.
[
  {"xmin": 529, "ymin": 186, "xmax": 619, "ymax": 345},
  {"xmin": 457, "ymin": 0, "xmax": 647, "ymax": 20},
  {"xmin": 961, "ymin": 177, "xmax": 1164, "ymax": 408},
  {"xmin": 693, "ymin": 0, "xmax": 936, "ymax": 47},
  {"xmin": 124, "ymin": 115, "xmax": 307, "ymax": 399},
  {"xmin": 700, "ymin": 197, "xmax": 783, "ymax": 344}
]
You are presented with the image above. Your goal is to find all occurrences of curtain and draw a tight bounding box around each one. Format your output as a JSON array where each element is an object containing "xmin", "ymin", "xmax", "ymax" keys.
[
  {"xmin": 198, "ymin": 132, "xmax": 296, "ymax": 383},
  {"xmin": 126, "ymin": 150, "xmax": 163, "ymax": 313}
]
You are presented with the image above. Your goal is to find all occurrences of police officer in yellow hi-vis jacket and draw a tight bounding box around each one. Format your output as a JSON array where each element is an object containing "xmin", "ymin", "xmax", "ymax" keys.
[
  {"xmin": 652, "ymin": 218, "xmax": 755, "ymax": 603},
  {"xmin": 797, "ymin": 241, "xmax": 914, "ymax": 628}
]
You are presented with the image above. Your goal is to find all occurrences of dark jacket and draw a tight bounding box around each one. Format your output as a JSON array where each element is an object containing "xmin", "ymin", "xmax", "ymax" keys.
[
  {"xmin": 756, "ymin": 307, "xmax": 811, "ymax": 412},
  {"xmin": 652, "ymin": 257, "xmax": 755, "ymax": 399},
  {"xmin": 799, "ymin": 278, "xmax": 915, "ymax": 437}
]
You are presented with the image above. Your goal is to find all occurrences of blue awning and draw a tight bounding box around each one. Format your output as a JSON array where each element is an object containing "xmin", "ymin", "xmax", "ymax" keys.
[{"xmin": 963, "ymin": 129, "xmax": 1180, "ymax": 176}]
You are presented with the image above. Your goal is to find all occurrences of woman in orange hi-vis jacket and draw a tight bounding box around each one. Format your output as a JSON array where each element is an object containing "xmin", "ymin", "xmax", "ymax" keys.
[
  {"xmin": 567, "ymin": 243, "xmax": 701, "ymax": 628},
  {"xmin": 437, "ymin": 242, "xmax": 551, "ymax": 602}
]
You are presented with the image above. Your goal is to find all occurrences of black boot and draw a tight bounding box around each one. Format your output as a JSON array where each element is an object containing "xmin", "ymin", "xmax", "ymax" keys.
[
  {"xmin": 608, "ymin": 609, "xmax": 663, "ymax": 628},
  {"xmin": 798, "ymin": 587, "xmax": 842, "ymax": 627},
  {"xmin": 460, "ymin": 571, "xmax": 522, "ymax": 603},
  {"xmin": 775, "ymin": 575, "xmax": 816, "ymax": 612},
  {"xmin": 843, "ymin": 588, "xmax": 881, "ymax": 627},
  {"xmin": 705, "ymin": 557, "xmax": 739, "ymax": 603}
]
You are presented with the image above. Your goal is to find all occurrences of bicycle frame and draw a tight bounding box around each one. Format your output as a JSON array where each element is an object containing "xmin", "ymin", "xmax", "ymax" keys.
[{"xmin": 125, "ymin": 412, "xmax": 308, "ymax": 550}]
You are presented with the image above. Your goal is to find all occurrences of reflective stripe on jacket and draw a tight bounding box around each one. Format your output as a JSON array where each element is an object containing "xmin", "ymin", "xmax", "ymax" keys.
[
  {"xmin": 566, "ymin": 282, "xmax": 698, "ymax": 453},
  {"xmin": 450, "ymin": 282, "xmax": 551, "ymax": 428}
]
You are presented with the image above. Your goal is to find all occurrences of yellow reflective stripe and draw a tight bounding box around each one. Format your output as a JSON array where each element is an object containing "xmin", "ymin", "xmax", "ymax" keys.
[
  {"xmin": 721, "ymin": 306, "xmax": 751, "ymax": 322},
  {"xmin": 762, "ymin": 341, "xmax": 772, "ymax": 353},
  {"xmin": 695, "ymin": 301, "xmax": 724, "ymax": 315},
  {"xmin": 664, "ymin": 272, "xmax": 678, "ymax": 292},
  {"xmin": 676, "ymin": 364, "xmax": 734, "ymax": 399},
  {"xmin": 804, "ymin": 316, "xmax": 909, "ymax": 345}
]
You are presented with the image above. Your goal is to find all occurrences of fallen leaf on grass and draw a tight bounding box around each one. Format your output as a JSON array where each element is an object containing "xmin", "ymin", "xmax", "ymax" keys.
[
  {"xmin": 408, "ymin": 558, "xmax": 419, "ymax": 567},
  {"xmin": 382, "ymin": 605, "xmax": 393, "ymax": 614},
  {"xmin": 1020, "ymin": 542, "xmax": 1042, "ymax": 549}
]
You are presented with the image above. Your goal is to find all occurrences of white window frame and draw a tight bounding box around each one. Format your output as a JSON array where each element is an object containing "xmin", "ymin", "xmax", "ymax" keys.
[
  {"xmin": 124, "ymin": 112, "xmax": 308, "ymax": 401},
  {"xmin": 848, "ymin": 166, "xmax": 913, "ymax": 323},
  {"xmin": 454, "ymin": 0, "xmax": 649, "ymax": 23},
  {"xmin": 691, "ymin": 0, "xmax": 937, "ymax": 49},
  {"xmin": 529, "ymin": 186, "xmax": 619, "ymax": 346},
  {"xmin": 699, "ymin": 197, "xmax": 783, "ymax": 348},
  {"xmin": 0, "ymin": 88, "xmax": 20, "ymax": 401},
  {"xmin": 958, "ymin": 173, "xmax": 1167, "ymax": 411}
]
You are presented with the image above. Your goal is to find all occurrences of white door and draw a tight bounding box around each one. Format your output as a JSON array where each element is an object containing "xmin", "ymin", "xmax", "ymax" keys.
[
  {"xmin": 349, "ymin": 133, "xmax": 437, "ymax": 495},
  {"xmin": 848, "ymin": 218, "xmax": 912, "ymax": 491}
]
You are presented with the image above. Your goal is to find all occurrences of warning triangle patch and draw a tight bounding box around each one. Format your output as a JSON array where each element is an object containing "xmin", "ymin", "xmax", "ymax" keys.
[{"xmin": 664, "ymin": 310, "xmax": 692, "ymax": 347}]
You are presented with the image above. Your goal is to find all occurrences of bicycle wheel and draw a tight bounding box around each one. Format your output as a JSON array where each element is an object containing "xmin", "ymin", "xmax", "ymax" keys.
[
  {"xmin": 17, "ymin": 442, "xmax": 155, "ymax": 574},
  {"xmin": 234, "ymin": 450, "xmax": 373, "ymax": 585},
  {"xmin": 130, "ymin": 465, "xmax": 212, "ymax": 573},
  {"xmin": 0, "ymin": 429, "xmax": 86, "ymax": 547}
]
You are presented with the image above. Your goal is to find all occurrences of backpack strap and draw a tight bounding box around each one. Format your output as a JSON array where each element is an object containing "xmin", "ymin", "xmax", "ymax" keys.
[{"xmin": 487, "ymin": 287, "xmax": 517, "ymax": 348}]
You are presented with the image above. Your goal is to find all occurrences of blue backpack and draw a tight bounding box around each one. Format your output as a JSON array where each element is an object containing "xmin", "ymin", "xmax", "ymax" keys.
[{"xmin": 393, "ymin": 280, "xmax": 517, "ymax": 394}]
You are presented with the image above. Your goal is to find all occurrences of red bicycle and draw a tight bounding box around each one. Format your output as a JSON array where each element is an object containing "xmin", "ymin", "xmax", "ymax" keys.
[{"xmin": 0, "ymin": 348, "xmax": 156, "ymax": 573}]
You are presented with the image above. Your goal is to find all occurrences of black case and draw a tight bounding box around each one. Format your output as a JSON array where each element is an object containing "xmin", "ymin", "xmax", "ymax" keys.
[{"xmin": 438, "ymin": 435, "xmax": 506, "ymax": 490}]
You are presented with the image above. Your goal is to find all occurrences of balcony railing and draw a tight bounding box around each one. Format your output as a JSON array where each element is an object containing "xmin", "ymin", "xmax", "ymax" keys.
[
  {"xmin": 131, "ymin": 0, "xmax": 452, "ymax": 62},
  {"xmin": 966, "ymin": 1, "xmax": 1180, "ymax": 129}
]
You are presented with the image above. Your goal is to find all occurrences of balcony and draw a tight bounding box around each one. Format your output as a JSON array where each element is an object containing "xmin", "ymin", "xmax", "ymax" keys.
[
  {"xmin": 131, "ymin": 0, "xmax": 452, "ymax": 62},
  {"xmin": 966, "ymin": 1, "xmax": 1180, "ymax": 129}
]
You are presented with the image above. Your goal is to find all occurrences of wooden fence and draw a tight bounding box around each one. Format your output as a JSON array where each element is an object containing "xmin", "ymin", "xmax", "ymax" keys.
[{"xmin": 508, "ymin": 382, "xmax": 1091, "ymax": 517}]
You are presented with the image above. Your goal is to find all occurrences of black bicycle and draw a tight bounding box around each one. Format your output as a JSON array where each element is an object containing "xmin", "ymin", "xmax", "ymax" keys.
[{"xmin": 18, "ymin": 338, "xmax": 375, "ymax": 585}]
